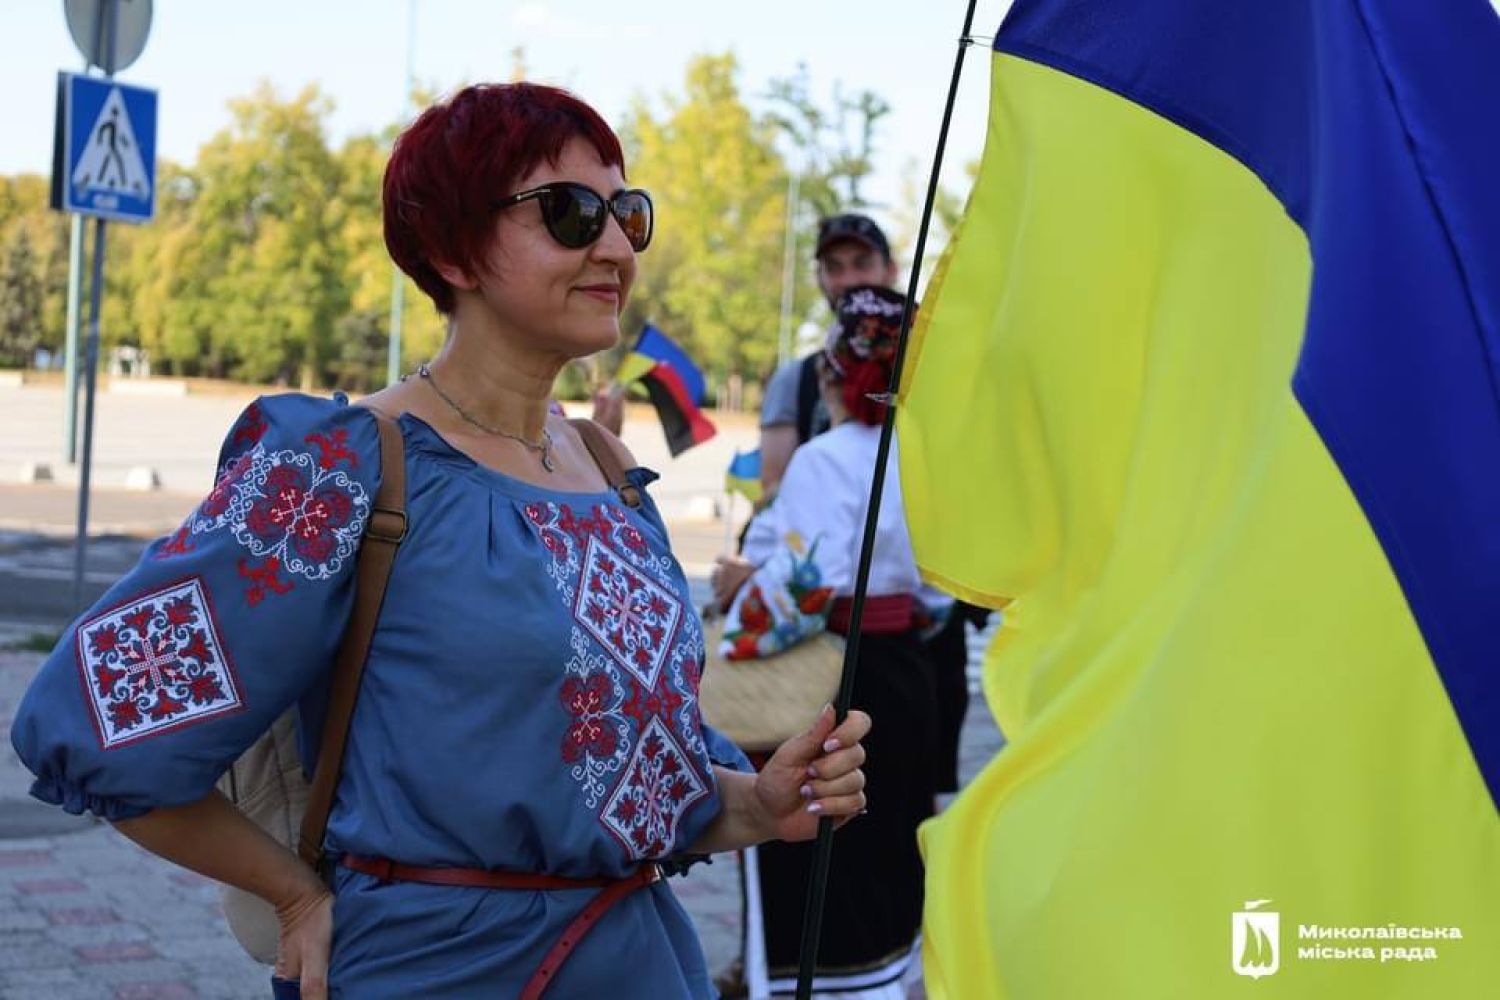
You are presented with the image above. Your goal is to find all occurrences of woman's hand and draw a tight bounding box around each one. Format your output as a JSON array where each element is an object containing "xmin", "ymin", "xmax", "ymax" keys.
[
  {"xmin": 755, "ymin": 704, "xmax": 872, "ymax": 843},
  {"xmin": 711, "ymin": 555, "xmax": 756, "ymax": 611},
  {"xmin": 274, "ymin": 881, "xmax": 335, "ymax": 999},
  {"xmin": 590, "ymin": 385, "xmax": 625, "ymax": 437},
  {"xmin": 111, "ymin": 794, "xmax": 339, "ymax": 997}
]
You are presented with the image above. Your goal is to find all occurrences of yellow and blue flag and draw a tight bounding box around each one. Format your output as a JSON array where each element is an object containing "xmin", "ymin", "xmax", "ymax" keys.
[
  {"xmin": 725, "ymin": 449, "xmax": 762, "ymax": 503},
  {"xmin": 900, "ymin": 1, "xmax": 1500, "ymax": 997}
]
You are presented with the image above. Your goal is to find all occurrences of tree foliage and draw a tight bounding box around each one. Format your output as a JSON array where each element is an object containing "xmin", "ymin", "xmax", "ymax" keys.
[
  {"xmin": 0, "ymin": 227, "xmax": 44, "ymax": 366},
  {"xmin": 0, "ymin": 63, "xmax": 903, "ymax": 393},
  {"xmin": 621, "ymin": 53, "xmax": 794, "ymax": 383}
]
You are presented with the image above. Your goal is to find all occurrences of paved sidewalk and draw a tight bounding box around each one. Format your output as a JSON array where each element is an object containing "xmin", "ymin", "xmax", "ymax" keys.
[{"xmin": 0, "ymin": 619, "xmax": 1002, "ymax": 999}]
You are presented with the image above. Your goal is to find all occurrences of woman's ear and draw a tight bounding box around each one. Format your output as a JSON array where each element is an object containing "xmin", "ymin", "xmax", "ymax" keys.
[{"xmin": 432, "ymin": 258, "xmax": 478, "ymax": 292}]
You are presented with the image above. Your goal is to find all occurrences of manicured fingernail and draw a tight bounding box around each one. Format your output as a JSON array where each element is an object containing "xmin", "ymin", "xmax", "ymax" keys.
[
  {"xmin": 806, "ymin": 802, "xmax": 823, "ymax": 814},
  {"xmin": 822, "ymin": 738, "xmax": 841, "ymax": 753},
  {"xmin": 806, "ymin": 765, "xmax": 819, "ymax": 778},
  {"xmin": 799, "ymin": 784, "xmax": 813, "ymax": 799}
]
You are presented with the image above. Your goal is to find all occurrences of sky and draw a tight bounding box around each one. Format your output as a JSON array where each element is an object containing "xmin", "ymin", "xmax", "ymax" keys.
[{"xmin": 4, "ymin": 0, "xmax": 1017, "ymax": 246}]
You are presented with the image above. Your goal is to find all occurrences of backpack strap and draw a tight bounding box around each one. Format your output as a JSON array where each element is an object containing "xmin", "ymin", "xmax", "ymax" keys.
[
  {"xmin": 569, "ymin": 418, "xmax": 642, "ymax": 509},
  {"xmin": 795, "ymin": 353, "xmax": 821, "ymax": 445},
  {"xmin": 297, "ymin": 408, "xmax": 406, "ymax": 869}
]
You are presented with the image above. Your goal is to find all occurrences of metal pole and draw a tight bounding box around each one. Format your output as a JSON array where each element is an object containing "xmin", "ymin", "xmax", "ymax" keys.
[
  {"xmin": 386, "ymin": 0, "xmax": 418, "ymax": 385},
  {"xmin": 72, "ymin": 0, "xmax": 120, "ymax": 612},
  {"xmin": 792, "ymin": 2, "xmax": 980, "ymax": 996},
  {"xmin": 62, "ymin": 211, "xmax": 84, "ymax": 463},
  {"xmin": 776, "ymin": 171, "xmax": 800, "ymax": 366},
  {"xmin": 73, "ymin": 217, "xmax": 107, "ymax": 611}
]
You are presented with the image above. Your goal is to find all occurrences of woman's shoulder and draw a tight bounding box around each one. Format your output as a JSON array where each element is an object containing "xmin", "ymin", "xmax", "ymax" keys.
[
  {"xmin": 214, "ymin": 392, "xmax": 383, "ymax": 483},
  {"xmin": 561, "ymin": 416, "xmax": 642, "ymax": 480},
  {"xmin": 792, "ymin": 423, "xmax": 875, "ymax": 471}
]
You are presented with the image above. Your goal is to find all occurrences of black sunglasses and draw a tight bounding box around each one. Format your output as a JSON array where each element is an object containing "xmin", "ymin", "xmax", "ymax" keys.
[{"xmin": 492, "ymin": 182, "xmax": 654, "ymax": 252}]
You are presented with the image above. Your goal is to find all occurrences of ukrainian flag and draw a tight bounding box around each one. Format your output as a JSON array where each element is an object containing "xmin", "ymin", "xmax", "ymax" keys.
[
  {"xmin": 726, "ymin": 449, "xmax": 763, "ymax": 503},
  {"xmin": 899, "ymin": 1, "xmax": 1500, "ymax": 997}
]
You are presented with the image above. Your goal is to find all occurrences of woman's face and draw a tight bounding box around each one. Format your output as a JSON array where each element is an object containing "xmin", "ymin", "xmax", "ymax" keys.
[{"xmin": 470, "ymin": 135, "xmax": 637, "ymax": 358}]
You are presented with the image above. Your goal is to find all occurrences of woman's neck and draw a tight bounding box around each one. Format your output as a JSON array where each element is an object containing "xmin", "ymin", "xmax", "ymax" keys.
[
  {"xmin": 426, "ymin": 313, "xmax": 565, "ymax": 441},
  {"xmin": 821, "ymin": 387, "xmax": 852, "ymax": 428}
]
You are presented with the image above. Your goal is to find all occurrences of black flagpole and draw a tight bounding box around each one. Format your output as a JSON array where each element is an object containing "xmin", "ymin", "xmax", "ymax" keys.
[{"xmin": 792, "ymin": 1, "xmax": 982, "ymax": 996}]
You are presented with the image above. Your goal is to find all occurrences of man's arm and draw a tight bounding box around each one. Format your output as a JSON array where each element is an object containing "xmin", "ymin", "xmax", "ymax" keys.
[
  {"xmin": 759, "ymin": 425, "xmax": 799, "ymax": 499},
  {"xmin": 758, "ymin": 359, "xmax": 804, "ymax": 498}
]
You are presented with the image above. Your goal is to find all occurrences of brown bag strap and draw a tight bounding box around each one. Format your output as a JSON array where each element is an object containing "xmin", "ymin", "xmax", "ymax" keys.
[
  {"xmin": 569, "ymin": 418, "xmax": 642, "ymax": 509},
  {"xmin": 297, "ymin": 408, "xmax": 407, "ymax": 868}
]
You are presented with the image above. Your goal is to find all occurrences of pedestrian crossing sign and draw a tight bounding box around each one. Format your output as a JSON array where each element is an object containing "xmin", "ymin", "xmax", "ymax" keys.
[{"xmin": 52, "ymin": 72, "xmax": 158, "ymax": 224}]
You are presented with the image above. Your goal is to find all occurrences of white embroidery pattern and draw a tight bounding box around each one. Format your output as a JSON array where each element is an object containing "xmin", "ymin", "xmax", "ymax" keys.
[{"xmin": 76, "ymin": 578, "xmax": 243, "ymax": 749}]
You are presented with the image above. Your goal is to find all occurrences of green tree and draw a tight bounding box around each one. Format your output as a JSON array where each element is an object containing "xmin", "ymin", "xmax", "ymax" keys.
[
  {"xmin": 327, "ymin": 307, "xmax": 387, "ymax": 389},
  {"xmin": 0, "ymin": 229, "xmax": 45, "ymax": 366},
  {"xmin": 170, "ymin": 83, "xmax": 350, "ymax": 385},
  {"xmin": 108, "ymin": 163, "xmax": 202, "ymax": 372},
  {"xmin": 891, "ymin": 156, "xmax": 979, "ymax": 289},
  {"xmin": 621, "ymin": 53, "xmax": 793, "ymax": 384},
  {"xmin": 0, "ymin": 175, "xmax": 70, "ymax": 356},
  {"xmin": 329, "ymin": 129, "xmax": 448, "ymax": 389},
  {"xmin": 764, "ymin": 67, "xmax": 892, "ymax": 217}
]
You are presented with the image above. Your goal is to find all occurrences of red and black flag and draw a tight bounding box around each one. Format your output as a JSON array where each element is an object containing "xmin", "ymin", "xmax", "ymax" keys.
[{"xmin": 616, "ymin": 325, "xmax": 716, "ymax": 456}]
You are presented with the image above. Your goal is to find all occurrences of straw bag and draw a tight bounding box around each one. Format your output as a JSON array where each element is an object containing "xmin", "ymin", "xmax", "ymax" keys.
[{"xmin": 697, "ymin": 608, "xmax": 844, "ymax": 753}]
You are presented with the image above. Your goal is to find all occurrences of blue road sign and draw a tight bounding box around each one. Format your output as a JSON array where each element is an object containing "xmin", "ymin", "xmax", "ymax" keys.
[{"xmin": 53, "ymin": 72, "xmax": 157, "ymax": 224}]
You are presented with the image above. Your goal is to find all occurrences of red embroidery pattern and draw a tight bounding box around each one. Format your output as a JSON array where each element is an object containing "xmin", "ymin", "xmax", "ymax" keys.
[
  {"xmin": 76, "ymin": 578, "xmax": 243, "ymax": 749},
  {"xmin": 305, "ymin": 429, "xmax": 358, "ymax": 470},
  {"xmin": 238, "ymin": 556, "xmax": 293, "ymax": 606},
  {"xmin": 560, "ymin": 674, "xmax": 621, "ymax": 763},
  {"xmin": 601, "ymin": 717, "xmax": 708, "ymax": 856},
  {"xmin": 245, "ymin": 463, "xmax": 358, "ymax": 568},
  {"xmin": 527, "ymin": 497, "xmax": 717, "ymax": 860},
  {"xmin": 199, "ymin": 452, "xmax": 254, "ymax": 523},
  {"xmin": 197, "ymin": 449, "xmax": 369, "ymax": 583},
  {"xmin": 524, "ymin": 502, "xmax": 613, "ymax": 561},
  {"xmin": 230, "ymin": 403, "xmax": 268, "ymax": 450},
  {"xmin": 573, "ymin": 536, "xmax": 682, "ymax": 690},
  {"xmin": 621, "ymin": 674, "xmax": 684, "ymax": 728},
  {"xmin": 155, "ymin": 525, "xmax": 195, "ymax": 560}
]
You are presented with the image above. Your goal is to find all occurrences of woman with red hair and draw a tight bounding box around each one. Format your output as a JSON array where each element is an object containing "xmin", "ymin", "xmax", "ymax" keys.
[
  {"xmin": 713, "ymin": 285, "xmax": 938, "ymax": 998},
  {"xmin": 12, "ymin": 82, "xmax": 872, "ymax": 998}
]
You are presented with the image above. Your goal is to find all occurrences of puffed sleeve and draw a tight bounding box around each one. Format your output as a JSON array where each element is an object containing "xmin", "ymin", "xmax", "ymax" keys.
[
  {"xmin": 720, "ymin": 443, "xmax": 853, "ymax": 661},
  {"xmin": 9, "ymin": 394, "xmax": 382, "ymax": 820}
]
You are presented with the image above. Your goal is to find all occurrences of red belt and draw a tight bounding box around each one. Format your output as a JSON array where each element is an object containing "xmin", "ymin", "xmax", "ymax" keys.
[
  {"xmin": 340, "ymin": 853, "xmax": 662, "ymax": 999},
  {"xmin": 828, "ymin": 593, "xmax": 923, "ymax": 635}
]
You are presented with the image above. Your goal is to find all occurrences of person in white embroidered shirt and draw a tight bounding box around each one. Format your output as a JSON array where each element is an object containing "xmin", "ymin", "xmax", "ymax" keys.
[{"xmin": 711, "ymin": 285, "xmax": 937, "ymax": 998}]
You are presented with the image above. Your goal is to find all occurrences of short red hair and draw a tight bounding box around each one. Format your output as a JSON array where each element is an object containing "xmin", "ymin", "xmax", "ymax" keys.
[{"xmin": 382, "ymin": 82, "xmax": 625, "ymax": 314}]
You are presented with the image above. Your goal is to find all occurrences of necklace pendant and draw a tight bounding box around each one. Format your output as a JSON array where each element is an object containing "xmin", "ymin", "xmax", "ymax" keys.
[{"xmin": 541, "ymin": 451, "xmax": 556, "ymax": 473}]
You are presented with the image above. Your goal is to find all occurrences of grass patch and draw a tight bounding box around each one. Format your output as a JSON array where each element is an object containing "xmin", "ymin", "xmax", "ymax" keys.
[{"xmin": 5, "ymin": 631, "xmax": 62, "ymax": 653}]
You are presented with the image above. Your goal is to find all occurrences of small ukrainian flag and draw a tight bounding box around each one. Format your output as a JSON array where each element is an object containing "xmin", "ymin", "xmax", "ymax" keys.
[{"xmin": 725, "ymin": 449, "xmax": 762, "ymax": 503}]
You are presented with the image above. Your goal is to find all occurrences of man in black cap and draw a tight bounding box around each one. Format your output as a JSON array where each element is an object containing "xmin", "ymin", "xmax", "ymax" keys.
[{"xmin": 756, "ymin": 213, "xmax": 898, "ymax": 497}]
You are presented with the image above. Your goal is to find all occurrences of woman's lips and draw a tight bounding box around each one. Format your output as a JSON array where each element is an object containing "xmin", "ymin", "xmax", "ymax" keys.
[{"xmin": 576, "ymin": 285, "xmax": 620, "ymax": 304}]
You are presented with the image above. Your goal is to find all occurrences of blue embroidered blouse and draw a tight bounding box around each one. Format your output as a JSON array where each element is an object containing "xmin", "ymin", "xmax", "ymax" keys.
[{"xmin": 10, "ymin": 394, "xmax": 750, "ymax": 998}]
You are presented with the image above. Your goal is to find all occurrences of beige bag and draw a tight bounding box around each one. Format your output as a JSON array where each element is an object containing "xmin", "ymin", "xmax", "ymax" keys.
[
  {"xmin": 697, "ymin": 609, "xmax": 844, "ymax": 753},
  {"xmin": 215, "ymin": 409, "xmax": 407, "ymax": 965},
  {"xmin": 217, "ymin": 711, "xmax": 310, "ymax": 963}
]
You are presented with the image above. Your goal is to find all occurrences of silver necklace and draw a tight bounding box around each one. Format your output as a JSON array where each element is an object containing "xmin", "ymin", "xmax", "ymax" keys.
[{"xmin": 415, "ymin": 363, "xmax": 556, "ymax": 472}]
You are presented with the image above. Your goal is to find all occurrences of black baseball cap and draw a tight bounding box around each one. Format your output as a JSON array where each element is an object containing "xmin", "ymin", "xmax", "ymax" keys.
[{"xmin": 815, "ymin": 213, "xmax": 891, "ymax": 261}]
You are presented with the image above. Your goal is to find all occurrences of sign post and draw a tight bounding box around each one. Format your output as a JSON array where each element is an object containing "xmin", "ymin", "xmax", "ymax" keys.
[{"xmin": 50, "ymin": 0, "xmax": 156, "ymax": 611}]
